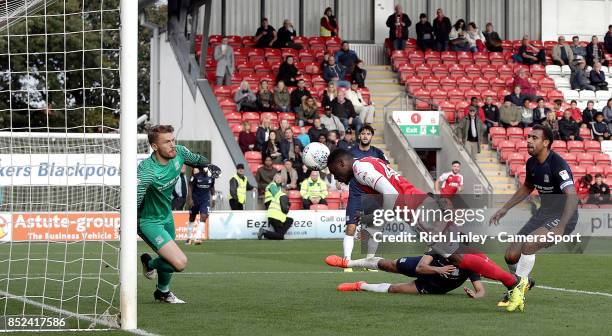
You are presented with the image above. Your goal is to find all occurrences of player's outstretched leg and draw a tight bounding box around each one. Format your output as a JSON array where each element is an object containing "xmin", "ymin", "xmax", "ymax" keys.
[
  {"xmin": 342, "ymin": 224, "xmax": 357, "ymax": 272},
  {"xmin": 325, "ymin": 255, "xmax": 382, "ymax": 270}
]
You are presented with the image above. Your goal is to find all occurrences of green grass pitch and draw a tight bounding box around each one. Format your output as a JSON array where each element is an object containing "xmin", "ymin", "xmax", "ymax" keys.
[{"xmin": 2, "ymin": 240, "xmax": 612, "ymax": 335}]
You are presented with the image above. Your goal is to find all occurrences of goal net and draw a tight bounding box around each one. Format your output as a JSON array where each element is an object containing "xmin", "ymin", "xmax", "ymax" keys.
[{"xmin": 0, "ymin": 0, "xmax": 143, "ymax": 331}]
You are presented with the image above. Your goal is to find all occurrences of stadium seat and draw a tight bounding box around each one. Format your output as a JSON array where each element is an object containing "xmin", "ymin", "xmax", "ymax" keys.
[
  {"xmin": 567, "ymin": 140, "xmax": 584, "ymax": 152},
  {"xmin": 571, "ymin": 165, "xmax": 586, "ymax": 179},
  {"xmin": 551, "ymin": 140, "xmax": 567, "ymax": 152},
  {"xmin": 584, "ymin": 140, "xmax": 601, "ymax": 153},
  {"xmin": 440, "ymin": 51, "xmax": 457, "ymax": 64},
  {"xmin": 579, "ymin": 127, "xmax": 592, "ymax": 139},
  {"xmin": 326, "ymin": 191, "xmax": 341, "ymax": 209},
  {"xmin": 288, "ymin": 190, "xmax": 303, "ymax": 210},
  {"xmin": 594, "ymin": 153, "xmax": 611, "ymax": 165},
  {"xmin": 506, "ymin": 127, "xmax": 524, "ymax": 140},
  {"xmin": 558, "ymin": 152, "xmax": 577, "ymax": 165},
  {"xmin": 575, "ymin": 152, "xmax": 594, "ymax": 165},
  {"xmin": 310, "ymin": 204, "xmax": 329, "ymax": 210}
]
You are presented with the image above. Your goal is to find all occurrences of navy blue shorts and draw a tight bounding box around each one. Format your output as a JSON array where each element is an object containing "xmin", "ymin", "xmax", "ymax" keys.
[
  {"xmin": 517, "ymin": 211, "xmax": 579, "ymax": 236},
  {"xmin": 189, "ymin": 200, "xmax": 210, "ymax": 216},
  {"xmin": 395, "ymin": 256, "xmax": 454, "ymax": 294}
]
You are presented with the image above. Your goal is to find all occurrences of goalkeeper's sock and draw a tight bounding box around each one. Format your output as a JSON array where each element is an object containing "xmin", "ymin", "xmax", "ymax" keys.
[
  {"xmin": 156, "ymin": 271, "xmax": 172, "ymax": 293},
  {"xmin": 360, "ymin": 283, "xmax": 391, "ymax": 293},
  {"xmin": 187, "ymin": 221, "xmax": 194, "ymax": 240},
  {"xmin": 348, "ymin": 257, "xmax": 382, "ymax": 270},
  {"xmin": 343, "ymin": 235, "xmax": 354, "ymax": 261},
  {"xmin": 196, "ymin": 221, "xmax": 204, "ymax": 240},
  {"xmin": 148, "ymin": 257, "xmax": 176, "ymax": 273}
]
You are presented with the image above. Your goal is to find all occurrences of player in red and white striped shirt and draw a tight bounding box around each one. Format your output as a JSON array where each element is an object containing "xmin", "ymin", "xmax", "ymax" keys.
[{"xmin": 435, "ymin": 161, "xmax": 464, "ymax": 197}]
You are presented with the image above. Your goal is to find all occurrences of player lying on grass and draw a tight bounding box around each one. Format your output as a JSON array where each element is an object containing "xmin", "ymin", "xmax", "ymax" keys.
[
  {"xmin": 138, "ymin": 125, "xmax": 221, "ymax": 303},
  {"xmin": 325, "ymin": 254, "xmax": 485, "ymax": 297},
  {"xmin": 490, "ymin": 125, "xmax": 578, "ymax": 306},
  {"xmin": 326, "ymin": 148, "xmax": 529, "ymax": 312}
]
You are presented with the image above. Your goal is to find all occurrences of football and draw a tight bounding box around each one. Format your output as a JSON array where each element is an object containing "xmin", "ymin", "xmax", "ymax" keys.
[{"xmin": 302, "ymin": 142, "xmax": 331, "ymax": 171}]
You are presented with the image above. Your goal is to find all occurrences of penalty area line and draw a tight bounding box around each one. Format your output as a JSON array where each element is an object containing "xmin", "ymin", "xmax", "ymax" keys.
[{"xmin": 0, "ymin": 290, "xmax": 160, "ymax": 336}]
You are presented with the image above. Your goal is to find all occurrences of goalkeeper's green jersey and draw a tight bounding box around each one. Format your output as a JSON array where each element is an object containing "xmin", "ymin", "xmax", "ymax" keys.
[{"xmin": 137, "ymin": 145, "xmax": 209, "ymax": 225}]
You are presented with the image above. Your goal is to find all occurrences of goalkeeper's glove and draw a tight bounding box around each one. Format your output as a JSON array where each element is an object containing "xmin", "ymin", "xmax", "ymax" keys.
[{"xmin": 205, "ymin": 164, "xmax": 222, "ymax": 178}]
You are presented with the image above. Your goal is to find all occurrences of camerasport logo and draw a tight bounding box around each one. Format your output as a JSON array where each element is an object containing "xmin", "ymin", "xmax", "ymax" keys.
[{"xmin": 0, "ymin": 213, "xmax": 12, "ymax": 241}]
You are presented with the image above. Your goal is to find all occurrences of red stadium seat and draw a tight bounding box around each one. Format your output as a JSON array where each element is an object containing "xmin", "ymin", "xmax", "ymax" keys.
[
  {"xmin": 473, "ymin": 52, "xmax": 489, "ymax": 65},
  {"xmin": 506, "ymin": 127, "xmax": 524, "ymax": 140},
  {"xmin": 571, "ymin": 165, "xmax": 586, "ymax": 180},
  {"xmin": 473, "ymin": 77, "xmax": 489, "ymax": 90},
  {"xmin": 584, "ymin": 165, "xmax": 604, "ymax": 177},
  {"xmin": 579, "ymin": 128, "xmax": 592, "ymax": 139},
  {"xmin": 584, "ymin": 140, "xmax": 601, "ymax": 153},
  {"xmin": 326, "ymin": 191, "xmax": 341, "ymax": 209},
  {"xmin": 566, "ymin": 141, "xmax": 584, "ymax": 152},
  {"xmin": 423, "ymin": 76, "xmax": 441, "ymax": 90},
  {"xmin": 440, "ymin": 77, "xmax": 456, "ymax": 90},
  {"xmin": 551, "ymin": 140, "xmax": 567, "ymax": 152},
  {"xmin": 595, "ymin": 153, "xmax": 611, "ymax": 165},
  {"xmin": 558, "ymin": 152, "xmax": 577, "ymax": 165},
  {"xmin": 440, "ymin": 51, "xmax": 457, "ymax": 64},
  {"xmin": 457, "ymin": 51, "xmax": 473, "ymax": 65},
  {"xmin": 575, "ymin": 152, "xmax": 594, "ymax": 165},
  {"xmin": 310, "ymin": 204, "xmax": 329, "ymax": 210}
]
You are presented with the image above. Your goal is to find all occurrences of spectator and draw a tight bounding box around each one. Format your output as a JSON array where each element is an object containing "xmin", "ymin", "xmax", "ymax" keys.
[
  {"xmin": 229, "ymin": 164, "xmax": 255, "ymax": 210},
  {"xmin": 505, "ymin": 85, "xmax": 527, "ymax": 106},
  {"xmin": 351, "ymin": 60, "xmax": 367, "ymax": 88},
  {"xmin": 337, "ymin": 128, "xmax": 356, "ymax": 150},
  {"xmin": 308, "ymin": 117, "xmax": 328, "ymax": 143},
  {"xmin": 583, "ymin": 100, "xmax": 598, "ymax": 126},
  {"xmin": 332, "ymin": 91, "xmax": 362, "ymax": 132},
  {"xmin": 386, "ymin": 5, "xmax": 411, "ymax": 51},
  {"xmin": 465, "ymin": 22, "xmax": 486, "ymax": 52},
  {"xmin": 415, "ymin": 13, "xmax": 434, "ymax": 51},
  {"xmin": 279, "ymin": 159, "xmax": 298, "ymax": 190},
  {"xmin": 321, "ymin": 53, "xmax": 332, "ymax": 71},
  {"xmin": 432, "ymin": 8, "xmax": 452, "ymax": 51},
  {"xmin": 586, "ymin": 35, "xmax": 608, "ymax": 66},
  {"xmin": 346, "ymin": 81, "xmax": 375, "ymax": 125},
  {"xmin": 606, "ymin": 24, "xmax": 612, "ymax": 54},
  {"xmin": 292, "ymin": 144, "xmax": 308, "ymax": 183},
  {"xmin": 274, "ymin": 19, "xmax": 302, "ymax": 50},
  {"xmin": 519, "ymin": 98, "xmax": 534, "ymax": 127},
  {"xmin": 435, "ymin": 161, "xmax": 464, "ymax": 197},
  {"xmin": 457, "ymin": 106, "xmax": 484, "ymax": 158},
  {"xmin": 276, "ymin": 56, "xmax": 301, "ymax": 87},
  {"xmin": 570, "ymin": 36, "xmax": 586, "ymax": 58},
  {"xmin": 571, "ymin": 59, "xmax": 596, "ymax": 91},
  {"xmin": 256, "ymin": 117, "xmax": 274, "ymax": 151},
  {"xmin": 296, "ymin": 96, "xmax": 318, "ymax": 126},
  {"xmin": 553, "ymin": 98, "xmax": 564, "ymax": 118},
  {"xmin": 577, "ymin": 174, "xmax": 593, "ymax": 204},
  {"xmin": 213, "ymin": 36, "xmax": 234, "ymax": 86},
  {"xmin": 449, "ymin": 19, "xmax": 470, "ymax": 52},
  {"xmin": 322, "ymin": 167, "xmax": 347, "ymax": 192},
  {"xmin": 238, "ymin": 121, "xmax": 257, "ymax": 153},
  {"xmin": 500, "ymin": 98, "xmax": 522, "ymax": 127},
  {"xmin": 591, "ymin": 113, "xmax": 610, "ymax": 141},
  {"xmin": 254, "ymin": 18, "xmax": 276, "ymax": 48},
  {"xmin": 532, "ymin": 97, "xmax": 550, "ymax": 125},
  {"xmin": 297, "ymin": 126, "xmax": 310, "ymax": 147},
  {"xmin": 602, "ymin": 98, "xmax": 612, "ymax": 123},
  {"xmin": 258, "ymin": 173, "xmax": 292, "ymax": 240},
  {"xmin": 262, "ymin": 130, "xmax": 282, "ymax": 164},
  {"xmin": 320, "ymin": 7, "xmax": 339, "ymax": 37},
  {"xmin": 335, "ymin": 41, "xmax": 359, "ymax": 74},
  {"xmin": 256, "ymin": 156, "xmax": 278, "ymax": 191},
  {"xmin": 290, "ymin": 79, "xmax": 311, "ymax": 112},
  {"xmin": 234, "ymin": 80, "xmax": 258, "ymax": 112},
  {"xmin": 300, "ymin": 170, "xmax": 328, "ymax": 209},
  {"xmin": 274, "ymin": 80, "xmax": 291, "ymax": 112},
  {"xmin": 565, "ymin": 100, "xmax": 584, "ymax": 126},
  {"xmin": 323, "ymin": 57, "xmax": 350, "ymax": 88},
  {"xmin": 320, "ymin": 106, "xmax": 345, "ymax": 135},
  {"xmin": 279, "ymin": 119, "xmax": 291, "ymax": 137},
  {"xmin": 559, "ymin": 109, "xmax": 583, "ymax": 141},
  {"xmin": 588, "ymin": 173, "xmax": 610, "ymax": 205},
  {"xmin": 482, "ymin": 22, "xmax": 503, "ymax": 52},
  {"xmin": 482, "ymin": 96, "xmax": 500, "ymax": 133},
  {"xmin": 464, "ymin": 97, "xmax": 485, "ymax": 121},
  {"xmin": 512, "ymin": 68, "xmax": 537, "ymax": 100},
  {"xmin": 321, "ymin": 81, "xmax": 337, "ymax": 111},
  {"xmin": 590, "ymin": 62, "xmax": 609, "ymax": 91},
  {"xmin": 351, "ymin": 125, "xmax": 388, "ymax": 162},
  {"xmin": 552, "ymin": 36, "xmax": 573, "ymax": 66},
  {"xmin": 541, "ymin": 111, "xmax": 560, "ymax": 140},
  {"xmin": 256, "ymin": 80, "xmax": 275, "ymax": 112},
  {"xmin": 280, "ymin": 128, "xmax": 303, "ymax": 161},
  {"xmin": 172, "ymin": 165, "xmax": 189, "ymax": 210},
  {"xmin": 324, "ymin": 131, "xmax": 338, "ymax": 152},
  {"xmin": 516, "ymin": 36, "xmax": 546, "ymax": 65},
  {"xmin": 317, "ymin": 134, "xmax": 327, "ymax": 145}
]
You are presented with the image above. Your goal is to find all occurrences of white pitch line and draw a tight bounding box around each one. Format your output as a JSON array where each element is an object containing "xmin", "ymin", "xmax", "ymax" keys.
[
  {"xmin": 0, "ymin": 290, "xmax": 160, "ymax": 336},
  {"xmin": 481, "ymin": 280, "xmax": 612, "ymax": 298}
]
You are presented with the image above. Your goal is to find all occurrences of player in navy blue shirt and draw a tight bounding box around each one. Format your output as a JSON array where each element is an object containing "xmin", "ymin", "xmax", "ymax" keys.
[
  {"xmin": 350, "ymin": 125, "xmax": 388, "ymax": 163},
  {"xmin": 325, "ymin": 252, "xmax": 485, "ymax": 297},
  {"xmin": 491, "ymin": 125, "xmax": 579, "ymax": 306},
  {"xmin": 186, "ymin": 167, "xmax": 216, "ymax": 244}
]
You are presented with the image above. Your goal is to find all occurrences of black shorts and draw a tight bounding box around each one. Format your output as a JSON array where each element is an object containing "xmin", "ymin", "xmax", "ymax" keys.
[
  {"xmin": 517, "ymin": 211, "xmax": 579, "ymax": 236},
  {"xmin": 395, "ymin": 256, "xmax": 458, "ymax": 294},
  {"xmin": 189, "ymin": 200, "xmax": 210, "ymax": 221}
]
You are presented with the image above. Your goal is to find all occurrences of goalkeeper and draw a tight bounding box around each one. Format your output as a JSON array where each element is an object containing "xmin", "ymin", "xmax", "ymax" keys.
[{"xmin": 138, "ymin": 125, "xmax": 221, "ymax": 303}]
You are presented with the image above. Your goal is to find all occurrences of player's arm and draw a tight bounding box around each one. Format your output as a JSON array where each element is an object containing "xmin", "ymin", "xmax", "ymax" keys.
[
  {"xmin": 176, "ymin": 145, "xmax": 220, "ymax": 177},
  {"xmin": 136, "ymin": 164, "xmax": 154, "ymax": 209},
  {"xmin": 490, "ymin": 183, "xmax": 534, "ymax": 225},
  {"xmin": 353, "ymin": 161, "xmax": 399, "ymax": 211},
  {"xmin": 435, "ymin": 173, "xmax": 448, "ymax": 194},
  {"xmin": 458, "ymin": 175, "xmax": 464, "ymax": 193},
  {"xmin": 415, "ymin": 255, "xmax": 456, "ymax": 276},
  {"xmin": 552, "ymin": 184, "xmax": 579, "ymax": 235},
  {"xmin": 464, "ymin": 279, "xmax": 485, "ymax": 299}
]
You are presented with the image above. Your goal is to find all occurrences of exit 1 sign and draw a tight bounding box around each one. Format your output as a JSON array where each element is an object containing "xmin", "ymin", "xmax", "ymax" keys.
[{"xmin": 393, "ymin": 111, "xmax": 440, "ymax": 136}]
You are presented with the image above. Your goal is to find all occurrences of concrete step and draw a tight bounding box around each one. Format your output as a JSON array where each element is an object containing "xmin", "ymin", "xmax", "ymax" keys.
[
  {"xmin": 363, "ymin": 65, "xmax": 393, "ymax": 71},
  {"xmin": 366, "ymin": 83, "xmax": 404, "ymax": 91},
  {"xmin": 366, "ymin": 78, "xmax": 400, "ymax": 85},
  {"xmin": 485, "ymin": 176, "xmax": 514, "ymax": 183}
]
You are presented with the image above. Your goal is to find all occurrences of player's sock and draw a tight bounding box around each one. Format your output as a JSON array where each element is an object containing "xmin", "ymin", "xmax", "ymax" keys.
[
  {"xmin": 366, "ymin": 236, "xmax": 378, "ymax": 258},
  {"xmin": 459, "ymin": 254, "xmax": 517, "ymax": 288},
  {"xmin": 148, "ymin": 257, "xmax": 177, "ymax": 273},
  {"xmin": 507, "ymin": 262, "xmax": 517, "ymax": 273},
  {"xmin": 360, "ymin": 283, "xmax": 391, "ymax": 293},
  {"xmin": 187, "ymin": 221, "xmax": 194, "ymax": 240},
  {"xmin": 156, "ymin": 271, "xmax": 172, "ymax": 293},
  {"xmin": 196, "ymin": 221, "xmax": 204, "ymax": 240},
  {"xmin": 515, "ymin": 254, "xmax": 536, "ymax": 278},
  {"xmin": 343, "ymin": 235, "xmax": 354, "ymax": 260},
  {"xmin": 347, "ymin": 257, "xmax": 382, "ymax": 270}
]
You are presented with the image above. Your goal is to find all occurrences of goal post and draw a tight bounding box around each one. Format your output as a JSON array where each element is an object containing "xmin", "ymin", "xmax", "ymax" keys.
[{"xmin": 119, "ymin": 0, "xmax": 138, "ymax": 331}]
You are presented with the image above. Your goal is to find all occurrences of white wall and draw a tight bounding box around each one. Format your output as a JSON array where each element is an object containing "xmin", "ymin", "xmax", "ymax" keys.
[
  {"xmin": 158, "ymin": 33, "xmax": 235, "ymax": 198},
  {"xmin": 542, "ymin": 0, "xmax": 612, "ymax": 41}
]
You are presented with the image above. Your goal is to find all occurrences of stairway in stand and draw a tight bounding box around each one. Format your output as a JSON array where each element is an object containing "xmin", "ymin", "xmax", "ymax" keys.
[
  {"xmin": 363, "ymin": 64, "xmax": 405, "ymax": 173},
  {"xmin": 475, "ymin": 144, "xmax": 517, "ymax": 194}
]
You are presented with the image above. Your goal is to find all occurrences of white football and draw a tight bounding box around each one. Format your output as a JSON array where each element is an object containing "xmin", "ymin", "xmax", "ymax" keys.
[{"xmin": 302, "ymin": 142, "xmax": 331, "ymax": 171}]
